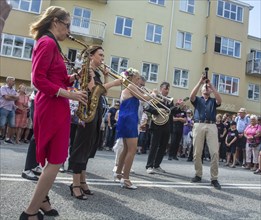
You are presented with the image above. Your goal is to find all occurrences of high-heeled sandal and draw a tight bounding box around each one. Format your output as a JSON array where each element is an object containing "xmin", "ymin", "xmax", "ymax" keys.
[
  {"xmin": 80, "ymin": 181, "xmax": 94, "ymax": 195},
  {"xmin": 19, "ymin": 211, "xmax": 43, "ymax": 220},
  {"xmin": 69, "ymin": 184, "xmax": 88, "ymax": 200},
  {"xmin": 40, "ymin": 195, "xmax": 59, "ymax": 216},
  {"xmin": 120, "ymin": 179, "xmax": 137, "ymax": 190},
  {"xmin": 113, "ymin": 173, "xmax": 122, "ymax": 182}
]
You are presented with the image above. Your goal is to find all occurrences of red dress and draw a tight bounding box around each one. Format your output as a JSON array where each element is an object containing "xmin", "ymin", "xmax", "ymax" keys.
[
  {"xmin": 15, "ymin": 94, "xmax": 29, "ymax": 128},
  {"xmin": 32, "ymin": 36, "xmax": 73, "ymax": 167}
]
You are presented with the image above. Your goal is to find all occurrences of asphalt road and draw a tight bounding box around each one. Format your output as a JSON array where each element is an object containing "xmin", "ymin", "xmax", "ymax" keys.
[{"xmin": 0, "ymin": 142, "xmax": 260, "ymax": 220}]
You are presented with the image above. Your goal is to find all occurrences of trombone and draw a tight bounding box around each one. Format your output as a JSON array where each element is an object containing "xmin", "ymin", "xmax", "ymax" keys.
[{"xmin": 97, "ymin": 64, "xmax": 170, "ymax": 124}]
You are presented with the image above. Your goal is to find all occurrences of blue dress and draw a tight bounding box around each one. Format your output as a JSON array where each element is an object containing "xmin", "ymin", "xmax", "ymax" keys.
[{"xmin": 116, "ymin": 96, "xmax": 139, "ymax": 138}]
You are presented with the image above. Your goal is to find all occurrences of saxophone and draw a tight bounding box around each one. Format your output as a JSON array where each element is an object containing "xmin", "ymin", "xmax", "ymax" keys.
[{"xmin": 68, "ymin": 35, "xmax": 106, "ymax": 123}]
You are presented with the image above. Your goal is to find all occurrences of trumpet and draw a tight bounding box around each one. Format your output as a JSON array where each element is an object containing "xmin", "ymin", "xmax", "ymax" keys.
[
  {"xmin": 97, "ymin": 64, "xmax": 171, "ymax": 125},
  {"xmin": 141, "ymin": 87, "xmax": 174, "ymax": 104}
]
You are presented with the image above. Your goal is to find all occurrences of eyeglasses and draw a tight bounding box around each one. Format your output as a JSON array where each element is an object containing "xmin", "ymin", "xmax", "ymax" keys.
[{"xmin": 58, "ymin": 20, "xmax": 70, "ymax": 29}]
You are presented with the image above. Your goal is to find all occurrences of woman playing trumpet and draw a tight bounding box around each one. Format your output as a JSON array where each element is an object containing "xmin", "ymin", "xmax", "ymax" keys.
[{"xmin": 114, "ymin": 68, "xmax": 156, "ymax": 189}]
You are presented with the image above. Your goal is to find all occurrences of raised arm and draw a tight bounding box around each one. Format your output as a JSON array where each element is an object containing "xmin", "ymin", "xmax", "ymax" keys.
[{"xmin": 190, "ymin": 75, "xmax": 205, "ymax": 102}]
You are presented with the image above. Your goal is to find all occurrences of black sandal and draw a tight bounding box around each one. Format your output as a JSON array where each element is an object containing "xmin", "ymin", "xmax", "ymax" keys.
[
  {"xmin": 40, "ymin": 195, "xmax": 59, "ymax": 216},
  {"xmin": 80, "ymin": 181, "xmax": 94, "ymax": 195},
  {"xmin": 69, "ymin": 184, "xmax": 88, "ymax": 200},
  {"xmin": 19, "ymin": 211, "xmax": 43, "ymax": 220}
]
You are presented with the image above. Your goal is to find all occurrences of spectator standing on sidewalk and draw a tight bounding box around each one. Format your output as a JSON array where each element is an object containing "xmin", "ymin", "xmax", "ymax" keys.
[
  {"xmin": 225, "ymin": 121, "xmax": 238, "ymax": 168},
  {"xmin": 235, "ymin": 108, "xmax": 250, "ymax": 167},
  {"xmin": 190, "ymin": 74, "xmax": 222, "ymax": 190},
  {"xmin": 105, "ymin": 101, "xmax": 120, "ymax": 150},
  {"xmin": 14, "ymin": 84, "xmax": 30, "ymax": 144},
  {"xmin": 168, "ymin": 99, "xmax": 187, "ymax": 160},
  {"xmin": 0, "ymin": 76, "xmax": 19, "ymax": 144}
]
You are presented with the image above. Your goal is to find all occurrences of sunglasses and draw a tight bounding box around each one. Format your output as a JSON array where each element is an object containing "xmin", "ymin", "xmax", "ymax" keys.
[{"xmin": 59, "ymin": 20, "xmax": 70, "ymax": 29}]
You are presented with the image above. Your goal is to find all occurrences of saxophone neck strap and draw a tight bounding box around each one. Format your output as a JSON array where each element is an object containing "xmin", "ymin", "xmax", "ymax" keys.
[{"xmin": 45, "ymin": 31, "xmax": 71, "ymax": 64}]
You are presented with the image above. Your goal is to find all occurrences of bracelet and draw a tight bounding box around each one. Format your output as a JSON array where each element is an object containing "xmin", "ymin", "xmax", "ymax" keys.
[
  {"xmin": 56, "ymin": 88, "xmax": 61, "ymax": 97},
  {"xmin": 0, "ymin": 17, "xmax": 5, "ymax": 24}
]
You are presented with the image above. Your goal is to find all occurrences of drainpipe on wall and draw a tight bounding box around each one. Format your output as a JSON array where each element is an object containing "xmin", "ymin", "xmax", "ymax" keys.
[{"xmin": 165, "ymin": 0, "xmax": 175, "ymax": 81}]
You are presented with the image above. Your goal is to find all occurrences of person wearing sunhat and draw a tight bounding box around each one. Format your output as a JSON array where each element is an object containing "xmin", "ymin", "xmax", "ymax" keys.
[{"xmin": 235, "ymin": 108, "xmax": 250, "ymax": 167}]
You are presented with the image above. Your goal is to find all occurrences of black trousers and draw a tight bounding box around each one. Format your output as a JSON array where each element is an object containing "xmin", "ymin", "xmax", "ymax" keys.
[
  {"xmin": 24, "ymin": 99, "xmax": 38, "ymax": 171},
  {"xmin": 169, "ymin": 127, "xmax": 183, "ymax": 157},
  {"xmin": 146, "ymin": 126, "xmax": 170, "ymax": 169},
  {"xmin": 24, "ymin": 135, "xmax": 38, "ymax": 170},
  {"xmin": 105, "ymin": 125, "xmax": 116, "ymax": 149}
]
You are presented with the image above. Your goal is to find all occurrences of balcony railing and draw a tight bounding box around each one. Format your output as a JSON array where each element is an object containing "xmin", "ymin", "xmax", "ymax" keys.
[
  {"xmin": 70, "ymin": 17, "xmax": 106, "ymax": 43},
  {"xmin": 246, "ymin": 53, "xmax": 261, "ymax": 77}
]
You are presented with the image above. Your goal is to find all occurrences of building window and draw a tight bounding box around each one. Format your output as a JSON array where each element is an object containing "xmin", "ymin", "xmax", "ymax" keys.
[
  {"xmin": 110, "ymin": 56, "xmax": 128, "ymax": 73},
  {"xmin": 115, "ymin": 16, "xmax": 133, "ymax": 37},
  {"xmin": 180, "ymin": 0, "xmax": 195, "ymax": 14},
  {"xmin": 145, "ymin": 23, "xmax": 162, "ymax": 44},
  {"xmin": 214, "ymin": 36, "xmax": 241, "ymax": 58},
  {"xmin": 217, "ymin": 0, "xmax": 243, "ymax": 22},
  {"xmin": 9, "ymin": 0, "xmax": 41, "ymax": 13},
  {"xmin": 173, "ymin": 68, "xmax": 188, "ymax": 88},
  {"xmin": 212, "ymin": 73, "xmax": 239, "ymax": 95},
  {"xmin": 71, "ymin": 7, "xmax": 91, "ymax": 34},
  {"xmin": 0, "ymin": 33, "xmax": 34, "ymax": 60},
  {"xmin": 149, "ymin": 0, "xmax": 165, "ymax": 6},
  {"xmin": 248, "ymin": 83, "xmax": 260, "ymax": 101},
  {"xmin": 176, "ymin": 31, "xmax": 192, "ymax": 50},
  {"xmin": 142, "ymin": 62, "xmax": 158, "ymax": 82}
]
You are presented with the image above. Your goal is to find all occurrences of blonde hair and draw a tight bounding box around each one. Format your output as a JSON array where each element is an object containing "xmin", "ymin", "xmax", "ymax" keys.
[
  {"xmin": 122, "ymin": 68, "xmax": 140, "ymax": 80},
  {"xmin": 17, "ymin": 84, "xmax": 26, "ymax": 93},
  {"xmin": 30, "ymin": 6, "xmax": 70, "ymax": 40},
  {"xmin": 216, "ymin": 114, "xmax": 222, "ymax": 120}
]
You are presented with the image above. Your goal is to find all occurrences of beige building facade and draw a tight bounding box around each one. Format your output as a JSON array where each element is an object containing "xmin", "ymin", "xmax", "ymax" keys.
[{"xmin": 0, "ymin": 0, "xmax": 260, "ymax": 115}]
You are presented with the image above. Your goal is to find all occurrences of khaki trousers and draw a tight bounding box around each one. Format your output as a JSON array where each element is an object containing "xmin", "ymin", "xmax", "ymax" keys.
[{"xmin": 192, "ymin": 123, "xmax": 219, "ymax": 180}]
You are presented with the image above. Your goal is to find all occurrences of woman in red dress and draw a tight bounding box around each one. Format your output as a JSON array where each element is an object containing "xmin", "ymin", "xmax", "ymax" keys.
[
  {"xmin": 20, "ymin": 6, "xmax": 87, "ymax": 220},
  {"xmin": 15, "ymin": 84, "xmax": 29, "ymax": 144}
]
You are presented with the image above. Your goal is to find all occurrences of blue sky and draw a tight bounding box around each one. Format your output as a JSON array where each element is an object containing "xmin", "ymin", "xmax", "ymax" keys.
[{"xmin": 241, "ymin": 0, "xmax": 261, "ymax": 38}]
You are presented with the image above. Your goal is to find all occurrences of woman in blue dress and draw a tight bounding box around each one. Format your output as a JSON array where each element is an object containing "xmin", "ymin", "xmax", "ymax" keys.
[{"xmin": 115, "ymin": 68, "xmax": 156, "ymax": 189}]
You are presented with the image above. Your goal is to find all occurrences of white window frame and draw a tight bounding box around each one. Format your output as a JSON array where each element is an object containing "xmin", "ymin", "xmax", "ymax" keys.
[
  {"xmin": 212, "ymin": 73, "xmax": 239, "ymax": 96},
  {"xmin": 180, "ymin": 0, "xmax": 195, "ymax": 14},
  {"xmin": 176, "ymin": 31, "xmax": 192, "ymax": 50},
  {"xmin": 0, "ymin": 33, "xmax": 35, "ymax": 60},
  {"xmin": 145, "ymin": 23, "xmax": 163, "ymax": 44},
  {"xmin": 215, "ymin": 36, "xmax": 241, "ymax": 58},
  {"xmin": 142, "ymin": 62, "xmax": 159, "ymax": 83},
  {"xmin": 247, "ymin": 83, "xmax": 260, "ymax": 102},
  {"xmin": 110, "ymin": 56, "xmax": 129, "ymax": 73},
  {"xmin": 71, "ymin": 7, "xmax": 91, "ymax": 34},
  {"xmin": 9, "ymin": 0, "xmax": 42, "ymax": 14},
  {"xmin": 217, "ymin": 0, "xmax": 243, "ymax": 22},
  {"xmin": 148, "ymin": 0, "xmax": 165, "ymax": 6},
  {"xmin": 114, "ymin": 16, "xmax": 133, "ymax": 37},
  {"xmin": 173, "ymin": 68, "xmax": 189, "ymax": 89}
]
